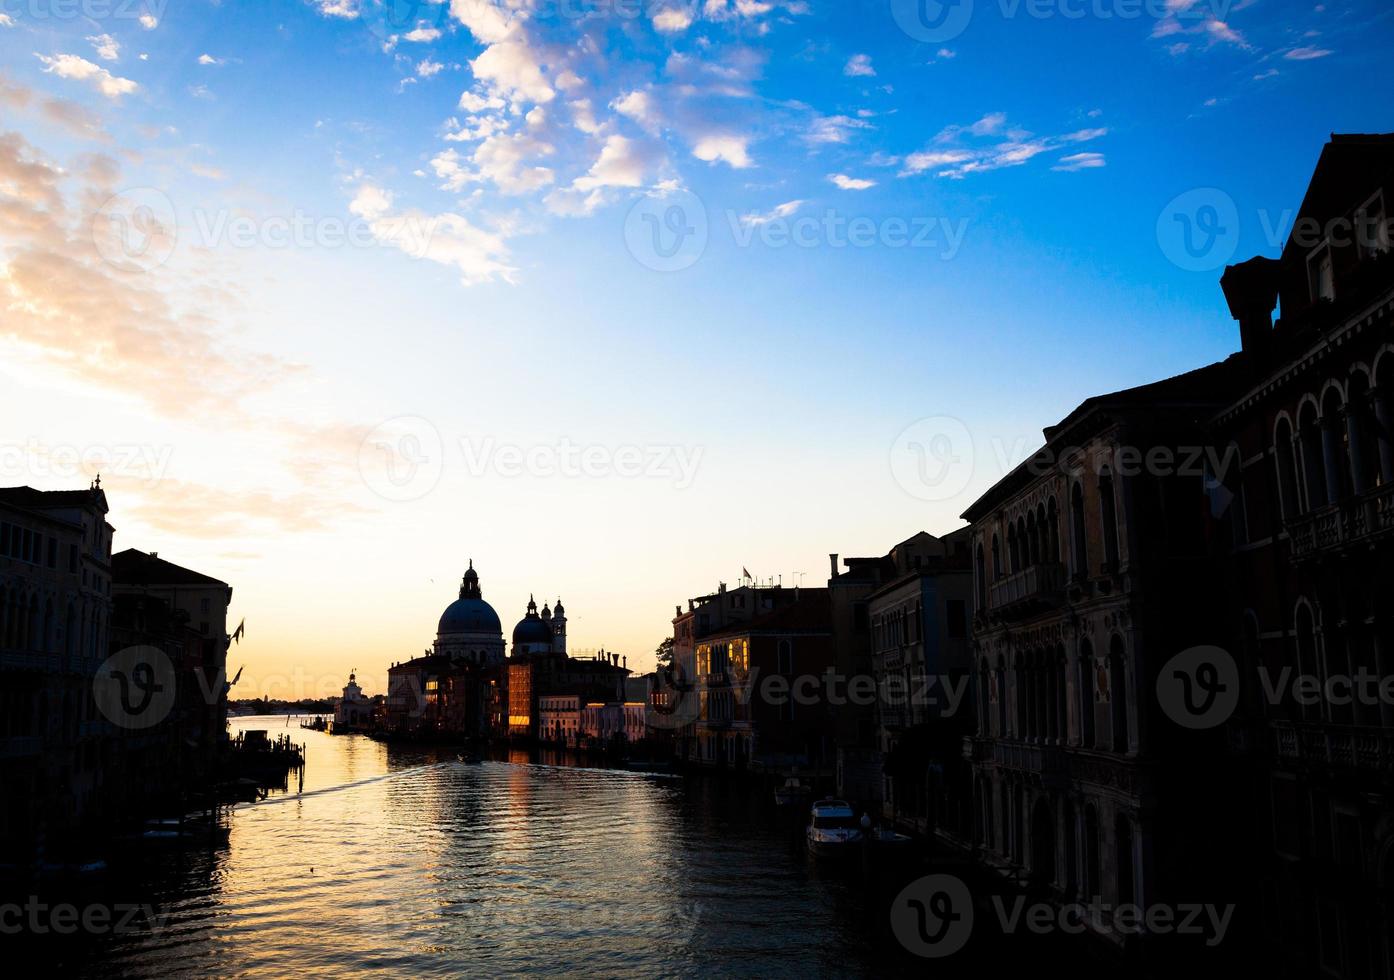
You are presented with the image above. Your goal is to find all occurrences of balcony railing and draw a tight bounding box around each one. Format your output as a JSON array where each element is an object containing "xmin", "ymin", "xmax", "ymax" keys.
[
  {"xmin": 988, "ymin": 562, "xmax": 1065, "ymax": 617},
  {"xmin": 1287, "ymin": 482, "xmax": 1394, "ymax": 560},
  {"xmin": 1272, "ymin": 721, "xmax": 1394, "ymax": 772}
]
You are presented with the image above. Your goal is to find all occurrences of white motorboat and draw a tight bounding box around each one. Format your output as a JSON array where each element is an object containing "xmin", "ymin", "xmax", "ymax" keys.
[{"xmin": 805, "ymin": 799, "xmax": 864, "ymax": 855}]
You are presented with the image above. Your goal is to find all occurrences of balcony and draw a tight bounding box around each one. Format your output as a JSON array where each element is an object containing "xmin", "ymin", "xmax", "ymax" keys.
[
  {"xmin": 988, "ymin": 563, "xmax": 1065, "ymax": 619},
  {"xmin": 1287, "ymin": 482, "xmax": 1394, "ymax": 560},
  {"xmin": 1272, "ymin": 721, "xmax": 1394, "ymax": 773}
]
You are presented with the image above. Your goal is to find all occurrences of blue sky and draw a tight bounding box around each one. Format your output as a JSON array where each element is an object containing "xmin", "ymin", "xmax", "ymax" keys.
[{"xmin": 1, "ymin": 0, "xmax": 1391, "ymax": 693}]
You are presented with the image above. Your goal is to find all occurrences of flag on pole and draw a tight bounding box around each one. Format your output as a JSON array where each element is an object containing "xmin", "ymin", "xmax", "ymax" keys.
[
  {"xmin": 231, "ymin": 618, "xmax": 246, "ymax": 644},
  {"xmin": 742, "ymin": 567, "xmax": 752, "ymax": 581}
]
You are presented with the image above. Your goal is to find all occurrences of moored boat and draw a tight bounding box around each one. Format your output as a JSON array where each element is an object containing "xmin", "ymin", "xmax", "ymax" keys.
[{"xmin": 805, "ymin": 799, "xmax": 863, "ymax": 855}]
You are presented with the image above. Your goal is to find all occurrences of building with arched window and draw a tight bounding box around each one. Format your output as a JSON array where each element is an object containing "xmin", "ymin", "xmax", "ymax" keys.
[{"xmin": 1210, "ymin": 133, "xmax": 1394, "ymax": 976}]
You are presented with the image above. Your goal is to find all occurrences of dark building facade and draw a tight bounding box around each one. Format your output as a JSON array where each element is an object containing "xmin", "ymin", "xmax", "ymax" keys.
[{"xmin": 1209, "ymin": 134, "xmax": 1394, "ymax": 977}]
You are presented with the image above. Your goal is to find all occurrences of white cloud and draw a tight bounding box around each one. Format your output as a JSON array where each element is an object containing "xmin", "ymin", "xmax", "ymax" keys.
[
  {"xmin": 612, "ymin": 89, "xmax": 660, "ymax": 133},
  {"xmin": 844, "ymin": 54, "xmax": 875, "ymax": 77},
  {"xmin": 828, "ymin": 173, "xmax": 875, "ymax": 190},
  {"xmin": 139, "ymin": 13, "xmax": 158, "ymax": 29},
  {"xmin": 417, "ymin": 58, "xmax": 445, "ymax": 77},
  {"xmin": 404, "ymin": 26, "xmax": 443, "ymax": 42},
  {"xmin": 573, "ymin": 135, "xmax": 658, "ymax": 191},
  {"xmin": 314, "ymin": 0, "xmax": 359, "ymax": 18},
  {"xmin": 351, "ymin": 183, "xmax": 515, "ymax": 286},
  {"xmin": 692, "ymin": 134, "xmax": 752, "ymax": 168},
  {"xmin": 740, "ymin": 199, "xmax": 802, "ymax": 227},
  {"xmin": 471, "ymin": 40, "xmax": 554, "ymax": 105},
  {"xmin": 901, "ymin": 114, "xmax": 1107, "ymax": 178},
  {"xmin": 88, "ymin": 34, "xmax": 120, "ymax": 62},
  {"xmin": 198, "ymin": 54, "xmax": 224, "ymax": 66},
  {"xmin": 1285, "ymin": 46, "xmax": 1333, "ymax": 60},
  {"xmin": 805, "ymin": 113, "xmax": 871, "ymax": 145},
  {"xmin": 1052, "ymin": 152, "xmax": 1106, "ymax": 172},
  {"xmin": 35, "ymin": 54, "xmax": 139, "ymax": 100},
  {"xmin": 652, "ymin": 5, "xmax": 695, "ymax": 33},
  {"xmin": 0, "ymin": 13, "xmax": 14, "ymax": 27}
]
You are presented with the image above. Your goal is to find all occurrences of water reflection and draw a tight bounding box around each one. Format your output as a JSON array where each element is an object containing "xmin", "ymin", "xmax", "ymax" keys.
[{"xmin": 10, "ymin": 716, "xmax": 1114, "ymax": 978}]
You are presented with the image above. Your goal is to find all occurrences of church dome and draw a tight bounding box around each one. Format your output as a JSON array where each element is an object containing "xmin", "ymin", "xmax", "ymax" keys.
[
  {"xmin": 438, "ymin": 562, "xmax": 503, "ymax": 636},
  {"xmin": 512, "ymin": 596, "xmax": 554, "ymax": 647},
  {"xmin": 440, "ymin": 598, "xmax": 502, "ymax": 635}
]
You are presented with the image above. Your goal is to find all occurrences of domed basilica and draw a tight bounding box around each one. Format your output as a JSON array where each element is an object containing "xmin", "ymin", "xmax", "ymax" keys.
[{"xmin": 432, "ymin": 562, "xmax": 567, "ymax": 665}]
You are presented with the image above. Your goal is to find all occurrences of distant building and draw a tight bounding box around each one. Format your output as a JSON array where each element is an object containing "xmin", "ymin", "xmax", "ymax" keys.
[
  {"xmin": 0, "ymin": 483, "xmax": 113, "ymax": 858},
  {"xmin": 539, "ymin": 694, "xmax": 581, "ymax": 746},
  {"xmin": 865, "ymin": 529, "xmax": 974, "ymax": 841},
  {"xmin": 333, "ymin": 671, "xmax": 372, "ymax": 730},
  {"xmin": 694, "ymin": 589, "xmax": 834, "ymax": 770},
  {"xmin": 669, "ymin": 582, "xmax": 806, "ymax": 763}
]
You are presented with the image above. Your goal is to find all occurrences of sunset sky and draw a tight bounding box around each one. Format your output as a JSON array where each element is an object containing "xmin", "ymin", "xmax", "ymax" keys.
[{"xmin": 2, "ymin": 0, "xmax": 1390, "ymax": 697}]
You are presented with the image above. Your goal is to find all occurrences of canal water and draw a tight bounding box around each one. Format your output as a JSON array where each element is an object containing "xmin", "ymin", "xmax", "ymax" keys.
[{"xmin": 20, "ymin": 716, "xmax": 1115, "ymax": 978}]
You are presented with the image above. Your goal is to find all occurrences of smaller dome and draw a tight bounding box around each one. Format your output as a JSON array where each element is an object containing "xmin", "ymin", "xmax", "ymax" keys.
[{"xmin": 513, "ymin": 616, "xmax": 554, "ymax": 646}]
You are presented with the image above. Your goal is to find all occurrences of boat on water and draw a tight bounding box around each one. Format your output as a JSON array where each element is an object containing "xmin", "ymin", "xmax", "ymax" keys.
[
  {"xmin": 457, "ymin": 752, "xmax": 481, "ymax": 765},
  {"xmin": 774, "ymin": 777, "xmax": 812, "ymax": 806},
  {"xmin": 805, "ymin": 799, "xmax": 864, "ymax": 855}
]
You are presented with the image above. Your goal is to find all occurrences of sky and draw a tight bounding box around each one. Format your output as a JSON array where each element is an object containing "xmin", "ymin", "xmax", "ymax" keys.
[{"xmin": 1, "ymin": 0, "xmax": 1391, "ymax": 698}]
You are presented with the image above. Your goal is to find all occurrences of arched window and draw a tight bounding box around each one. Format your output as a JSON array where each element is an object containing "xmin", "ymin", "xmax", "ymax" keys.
[
  {"xmin": 1116, "ymin": 814, "xmax": 1136, "ymax": 906},
  {"xmin": 1320, "ymin": 386, "xmax": 1351, "ymax": 502},
  {"xmin": 1295, "ymin": 602, "xmax": 1320, "ymax": 722},
  {"xmin": 1274, "ymin": 417, "xmax": 1300, "ymax": 522},
  {"xmin": 975, "ymin": 544, "xmax": 987, "ymax": 610},
  {"xmin": 1108, "ymin": 635, "xmax": 1128, "ymax": 754},
  {"xmin": 1084, "ymin": 805, "xmax": 1101, "ymax": 900},
  {"xmin": 1070, "ymin": 483, "xmax": 1089, "ymax": 580},
  {"xmin": 1099, "ymin": 469, "xmax": 1119, "ymax": 571},
  {"xmin": 1046, "ymin": 497, "xmax": 1060, "ymax": 563},
  {"xmin": 1008, "ymin": 524, "xmax": 1020, "ymax": 574},
  {"xmin": 991, "ymin": 534, "xmax": 1003, "ymax": 581},
  {"xmin": 1026, "ymin": 511, "xmax": 1039, "ymax": 567},
  {"xmin": 1298, "ymin": 400, "xmax": 1328, "ymax": 510},
  {"xmin": 1078, "ymin": 640, "xmax": 1095, "ymax": 748},
  {"xmin": 1347, "ymin": 370, "xmax": 1380, "ymax": 494}
]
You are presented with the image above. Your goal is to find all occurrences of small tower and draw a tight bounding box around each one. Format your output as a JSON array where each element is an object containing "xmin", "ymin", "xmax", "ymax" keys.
[{"xmin": 551, "ymin": 598, "xmax": 567, "ymax": 655}]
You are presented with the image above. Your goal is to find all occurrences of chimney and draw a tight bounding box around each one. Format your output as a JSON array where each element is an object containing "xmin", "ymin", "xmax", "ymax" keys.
[
  {"xmin": 1221, "ymin": 256, "xmax": 1281, "ymax": 361},
  {"xmin": 829, "ymin": 554, "xmax": 839, "ymax": 578},
  {"xmin": 150, "ymin": 551, "xmax": 158, "ymax": 559}
]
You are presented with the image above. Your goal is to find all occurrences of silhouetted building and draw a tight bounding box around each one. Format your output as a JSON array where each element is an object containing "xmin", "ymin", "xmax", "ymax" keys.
[
  {"xmin": 960, "ymin": 354, "xmax": 1246, "ymax": 950},
  {"xmin": 865, "ymin": 529, "xmax": 974, "ymax": 842},
  {"xmin": 1209, "ymin": 133, "xmax": 1394, "ymax": 976},
  {"xmin": 0, "ymin": 483, "xmax": 113, "ymax": 859}
]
